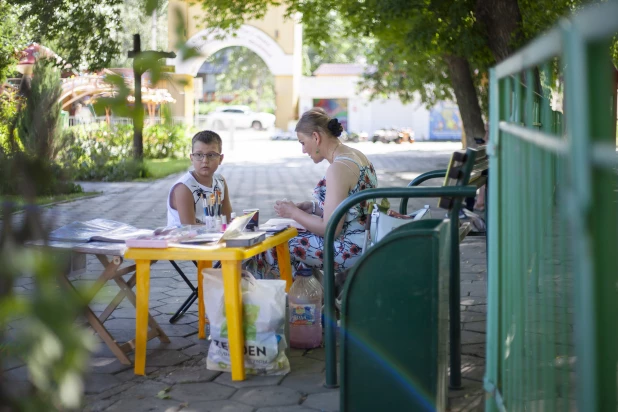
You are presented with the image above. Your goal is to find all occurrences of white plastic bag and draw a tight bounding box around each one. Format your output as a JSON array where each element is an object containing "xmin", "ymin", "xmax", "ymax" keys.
[
  {"xmin": 369, "ymin": 205, "xmax": 432, "ymax": 246},
  {"xmin": 203, "ymin": 269, "xmax": 290, "ymax": 375}
]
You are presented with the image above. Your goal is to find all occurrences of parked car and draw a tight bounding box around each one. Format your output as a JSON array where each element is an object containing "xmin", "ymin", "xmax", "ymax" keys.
[
  {"xmin": 206, "ymin": 105, "xmax": 276, "ymax": 130},
  {"xmin": 270, "ymin": 130, "xmax": 296, "ymax": 140},
  {"xmin": 372, "ymin": 127, "xmax": 415, "ymax": 144},
  {"xmin": 372, "ymin": 127, "xmax": 399, "ymax": 143}
]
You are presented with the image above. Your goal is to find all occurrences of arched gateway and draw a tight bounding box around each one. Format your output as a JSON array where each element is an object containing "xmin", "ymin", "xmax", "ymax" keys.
[{"xmin": 167, "ymin": 1, "xmax": 302, "ymax": 129}]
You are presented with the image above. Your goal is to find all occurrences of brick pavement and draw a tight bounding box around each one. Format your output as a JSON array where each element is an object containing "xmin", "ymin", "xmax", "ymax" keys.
[{"xmin": 3, "ymin": 142, "xmax": 487, "ymax": 411}]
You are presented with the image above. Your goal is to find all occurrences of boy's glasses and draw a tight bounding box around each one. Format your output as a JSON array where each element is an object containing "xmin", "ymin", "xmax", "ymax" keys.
[{"xmin": 191, "ymin": 152, "xmax": 221, "ymax": 162}]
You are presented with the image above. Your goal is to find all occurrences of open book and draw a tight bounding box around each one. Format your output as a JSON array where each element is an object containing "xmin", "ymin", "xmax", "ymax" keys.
[
  {"xmin": 126, "ymin": 211, "xmax": 271, "ymax": 249},
  {"xmin": 125, "ymin": 225, "xmax": 202, "ymax": 248},
  {"xmin": 49, "ymin": 219, "xmax": 153, "ymax": 243}
]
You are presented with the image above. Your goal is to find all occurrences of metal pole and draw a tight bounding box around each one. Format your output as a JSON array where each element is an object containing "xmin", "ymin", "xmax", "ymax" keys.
[
  {"xmin": 133, "ymin": 34, "xmax": 144, "ymax": 160},
  {"xmin": 448, "ymin": 207, "xmax": 462, "ymax": 389}
]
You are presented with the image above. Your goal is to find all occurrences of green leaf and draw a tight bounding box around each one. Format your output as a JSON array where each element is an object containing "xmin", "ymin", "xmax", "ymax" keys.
[
  {"xmin": 156, "ymin": 388, "xmax": 172, "ymax": 399},
  {"xmin": 377, "ymin": 198, "xmax": 391, "ymax": 214}
]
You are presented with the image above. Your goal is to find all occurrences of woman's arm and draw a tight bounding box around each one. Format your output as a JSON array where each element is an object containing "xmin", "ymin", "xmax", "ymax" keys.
[
  {"xmin": 295, "ymin": 201, "xmax": 313, "ymax": 215},
  {"xmin": 276, "ymin": 163, "xmax": 355, "ymax": 237},
  {"xmin": 172, "ymin": 184, "xmax": 198, "ymax": 225},
  {"xmin": 221, "ymin": 178, "xmax": 233, "ymax": 222}
]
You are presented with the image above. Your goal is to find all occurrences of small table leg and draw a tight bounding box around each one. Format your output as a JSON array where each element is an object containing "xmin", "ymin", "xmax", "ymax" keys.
[
  {"xmin": 169, "ymin": 291, "xmax": 198, "ymax": 324},
  {"xmin": 169, "ymin": 260, "xmax": 198, "ymax": 324},
  {"xmin": 221, "ymin": 260, "xmax": 245, "ymax": 381},
  {"xmin": 275, "ymin": 243, "xmax": 293, "ymax": 292},
  {"xmin": 134, "ymin": 259, "xmax": 151, "ymax": 375},
  {"xmin": 197, "ymin": 260, "xmax": 212, "ymax": 339}
]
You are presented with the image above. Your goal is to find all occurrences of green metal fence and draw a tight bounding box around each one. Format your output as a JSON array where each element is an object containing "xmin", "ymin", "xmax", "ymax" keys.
[{"xmin": 485, "ymin": 2, "xmax": 618, "ymax": 411}]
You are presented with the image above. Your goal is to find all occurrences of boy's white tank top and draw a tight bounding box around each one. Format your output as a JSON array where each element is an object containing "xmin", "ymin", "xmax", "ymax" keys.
[{"xmin": 167, "ymin": 171, "xmax": 225, "ymax": 227}]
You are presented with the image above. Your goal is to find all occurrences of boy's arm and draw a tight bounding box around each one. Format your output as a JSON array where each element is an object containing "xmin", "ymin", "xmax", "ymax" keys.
[
  {"xmin": 222, "ymin": 178, "xmax": 232, "ymax": 223},
  {"xmin": 172, "ymin": 184, "xmax": 198, "ymax": 225}
]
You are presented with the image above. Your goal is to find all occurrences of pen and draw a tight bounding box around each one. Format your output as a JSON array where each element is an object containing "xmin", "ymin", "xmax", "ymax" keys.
[{"xmin": 202, "ymin": 193, "xmax": 208, "ymax": 217}]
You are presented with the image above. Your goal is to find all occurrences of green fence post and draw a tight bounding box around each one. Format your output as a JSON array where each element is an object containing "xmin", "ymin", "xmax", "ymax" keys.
[
  {"xmin": 563, "ymin": 15, "xmax": 618, "ymax": 410},
  {"xmin": 484, "ymin": 68, "xmax": 502, "ymax": 412}
]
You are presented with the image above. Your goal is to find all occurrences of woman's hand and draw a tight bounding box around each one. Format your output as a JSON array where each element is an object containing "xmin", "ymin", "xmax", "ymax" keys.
[
  {"xmin": 295, "ymin": 201, "xmax": 313, "ymax": 214},
  {"xmin": 274, "ymin": 199, "xmax": 298, "ymax": 219}
]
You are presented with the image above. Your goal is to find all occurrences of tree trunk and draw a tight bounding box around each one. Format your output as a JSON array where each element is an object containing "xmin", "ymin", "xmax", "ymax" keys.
[
  {"xmin": 151, "ymin": 9, "xmax": 157, "ymax": 50},
  {"xmin": 445, "ymin": 55, "xmax": 486, "ymax": 148},
  {"xmin": 476, "ymin": 0, "xmax": 523, "ymax": 62}
]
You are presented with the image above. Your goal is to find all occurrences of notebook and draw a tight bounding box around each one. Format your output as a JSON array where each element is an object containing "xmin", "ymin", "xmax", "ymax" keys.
[{"xmin": 224, "ymin": 231, "xmax": 267, "ymax": 247}]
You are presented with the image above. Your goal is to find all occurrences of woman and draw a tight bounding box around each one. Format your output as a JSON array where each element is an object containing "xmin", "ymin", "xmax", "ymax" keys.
[{"xmin": 258, "ymin": 107, "xmax": 378, "ymax": 277}]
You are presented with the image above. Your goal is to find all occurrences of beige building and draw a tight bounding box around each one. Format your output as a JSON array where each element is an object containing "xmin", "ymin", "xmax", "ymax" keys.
[{"xmin": 166, "ymin": 1, "xmax": 302, "ymax": 129}]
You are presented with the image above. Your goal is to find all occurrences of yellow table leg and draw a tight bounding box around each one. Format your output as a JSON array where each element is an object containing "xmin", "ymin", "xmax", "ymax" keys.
[
  {"xmin": 276, "ymin": 242, "xmax": 294, "ymax": 292},
  {"xmin": 134, "ymin": 259, "xmax": 151, "ymax": 375},
  {"xmin": 221, "ymin": 260, "xmax": 245, "ymax": 381},
  {"xmin": 197, "ymin": 260, "xmax": 212, "ymax": 339}
]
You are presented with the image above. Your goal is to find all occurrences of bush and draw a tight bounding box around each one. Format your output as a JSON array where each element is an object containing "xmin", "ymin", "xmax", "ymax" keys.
[
  {"xmin": 143, "ymin": 123, "xmax": 189, "ymax": 159},
  {"xmin": 0, "ymin": 62, "xmax": 81, "ymax": 197},
  {"xmin": 56, "ymin": 122, "xmax": 189, "ymax": 181},
  {"xmin": 17, "ymin": 59, "xmax": 62, "ymax": 161},
  {"xmin": 0, "ymin": 151, "xmax": 82, "ymax": 196}
]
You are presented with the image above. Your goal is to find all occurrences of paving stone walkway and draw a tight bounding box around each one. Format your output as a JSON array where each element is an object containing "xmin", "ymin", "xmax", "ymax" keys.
[{"xmin": 3, "ymin": 141, "xmax": 487, "ymax": 411}]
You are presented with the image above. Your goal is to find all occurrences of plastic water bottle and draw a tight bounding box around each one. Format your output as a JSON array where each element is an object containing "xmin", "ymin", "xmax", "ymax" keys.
[{"xmin": 288, "ymin": 266, "xmax": 323, "ymax": 349}]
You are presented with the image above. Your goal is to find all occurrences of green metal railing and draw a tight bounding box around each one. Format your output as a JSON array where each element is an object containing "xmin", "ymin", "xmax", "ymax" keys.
[
  {"xmin": 322, "ymin": 185, "xmax": 477, "ymax": 388},
  {"xmin": 485, "ymin": 2, "xmax": 618, "ymax": 411}
]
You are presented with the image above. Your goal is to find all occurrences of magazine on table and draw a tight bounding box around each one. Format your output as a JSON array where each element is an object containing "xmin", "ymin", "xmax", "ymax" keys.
[
  {"xmin": 49, "ymin": 219, "xmax": 153, "ymax": 243},
  {"xmin": 125, "ymin": 225, "xmax": 203, "ymax": 248}
]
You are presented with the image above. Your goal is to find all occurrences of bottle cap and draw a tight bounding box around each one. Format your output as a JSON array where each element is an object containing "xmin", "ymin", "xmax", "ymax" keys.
[
  {"xmin": 222, "ymin": 216, "xmax": 227, "ymax": 224},
  {"xmin": 295, "ymin": 263, "xmax": 312, "ymax": 276}
]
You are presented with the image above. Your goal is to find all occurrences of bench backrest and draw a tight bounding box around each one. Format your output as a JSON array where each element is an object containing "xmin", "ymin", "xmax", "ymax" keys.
[
  {"xmin": 399, "ymin": 146, "xmax": 488, "ymax": 215},
  {"xmin": 438, "ymin": 146, "xmax": 487, "ymax": 210}
]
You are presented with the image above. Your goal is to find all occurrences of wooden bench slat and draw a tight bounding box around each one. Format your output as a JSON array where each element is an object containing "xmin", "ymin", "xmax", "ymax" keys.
[
  {"xmin": 469, "ymin": 175, "xmax": 488, "ymax": 189},
  {"xmin": 448, "ymin": 166, "xmax": 464, "ymax": 180},
  {"xmin": 459, "ymin": 222, "xmax": 473, "ymax": 242}
]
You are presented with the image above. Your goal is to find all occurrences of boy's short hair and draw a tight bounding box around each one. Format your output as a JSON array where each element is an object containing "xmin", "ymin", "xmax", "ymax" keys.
[{"xmin": 192, "ymin": 130, "xmax": 223, "ymax": 152}]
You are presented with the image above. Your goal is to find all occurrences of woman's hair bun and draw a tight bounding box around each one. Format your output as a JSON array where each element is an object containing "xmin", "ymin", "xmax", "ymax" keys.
[{"xmin": 327, "ymin": 118, "xmax": 343, "ymax": 137}]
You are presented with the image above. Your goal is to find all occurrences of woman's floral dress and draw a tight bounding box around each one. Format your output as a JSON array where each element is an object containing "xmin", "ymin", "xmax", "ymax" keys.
[{"xmin": 256, "ymin": 154, "xmax": 378, "ymax": 278}]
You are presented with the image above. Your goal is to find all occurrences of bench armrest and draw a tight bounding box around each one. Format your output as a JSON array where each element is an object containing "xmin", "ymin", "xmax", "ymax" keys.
[
  {"xmin": 400, "ymin": 169, "xmax": 448, "ymax": 214},
  {"xmin": 407, "ymin": 169, "xmax": 447, "ymax": 187}
]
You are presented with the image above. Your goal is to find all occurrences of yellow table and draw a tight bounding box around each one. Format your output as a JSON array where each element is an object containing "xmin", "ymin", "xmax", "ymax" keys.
[{"xmin": 124, "ymin": 227, "xmax": 298, "ymax": 380}]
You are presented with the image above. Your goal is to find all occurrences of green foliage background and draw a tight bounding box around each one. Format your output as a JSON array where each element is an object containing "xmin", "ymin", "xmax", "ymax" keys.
[{"xmin": 57, "ymin": 122, "xmax": 190, "ymax": 181}]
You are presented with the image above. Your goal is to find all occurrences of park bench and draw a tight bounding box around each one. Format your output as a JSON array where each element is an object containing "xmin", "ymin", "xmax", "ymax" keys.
[
  {"xmin": 322, "ymin": 146, "xmax": 489, "ymax": 398},
  {"xmin": 400, "ymin": 145, "xmax": 488, "ymax": 241}
]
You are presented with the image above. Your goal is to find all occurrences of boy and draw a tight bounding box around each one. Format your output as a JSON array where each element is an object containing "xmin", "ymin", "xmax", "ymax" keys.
[{"xmin": 167, "ymin": 130, "xmax": 233, "ymax": 226}]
